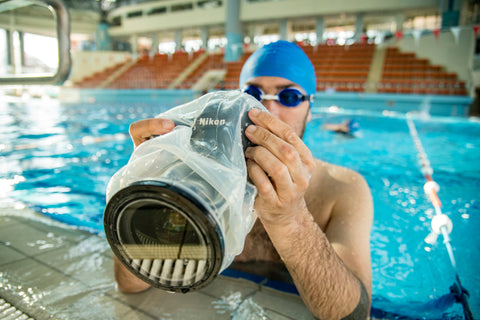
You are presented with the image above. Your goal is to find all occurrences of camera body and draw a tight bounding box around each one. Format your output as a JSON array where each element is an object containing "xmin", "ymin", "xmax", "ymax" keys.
[{"xmin": 104, "ymin": 91, "xmax": 266, "ymax": 292}]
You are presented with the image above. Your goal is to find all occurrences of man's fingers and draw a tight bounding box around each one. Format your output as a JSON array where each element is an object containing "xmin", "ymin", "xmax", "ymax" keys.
[
  {"xmin": 129, "ymin": 118, "xmax": 175, "ymax": 146},
  {"xmin": 248, "ymin": 109, "xmax": 315, "ymax": 172},
  {"xmin": 246, "ymin": 158, "xmax": 277, "ymax": 201}
]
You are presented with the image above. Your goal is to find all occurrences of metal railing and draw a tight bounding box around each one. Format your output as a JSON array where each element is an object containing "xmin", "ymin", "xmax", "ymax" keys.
[{"xmin": 0, "ymin": 0, "xmax": 71, "ymax": 85}]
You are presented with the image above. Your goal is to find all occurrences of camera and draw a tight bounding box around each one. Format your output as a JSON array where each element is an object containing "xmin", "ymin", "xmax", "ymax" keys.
[{"xmin": 104, "ymin": 91, "xmax": 266, "ymax": 293}]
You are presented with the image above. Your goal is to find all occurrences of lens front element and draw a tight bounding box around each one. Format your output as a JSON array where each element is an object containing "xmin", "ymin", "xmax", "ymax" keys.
[{"xmin": 104, "ymin": 181, "xmax": 224, "ymax": 293}]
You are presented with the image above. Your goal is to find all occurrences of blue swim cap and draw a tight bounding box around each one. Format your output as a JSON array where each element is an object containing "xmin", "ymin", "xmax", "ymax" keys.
[
  {"xmin": 239, "ymin": 40, "xmax": 317, "ymax": 96},
  {"xmin": 348, "ymin": 119, "xmax": 360, "ymax": 133}
]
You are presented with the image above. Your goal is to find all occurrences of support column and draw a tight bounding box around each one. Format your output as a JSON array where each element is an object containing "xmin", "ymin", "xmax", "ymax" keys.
[
  {"xmin": 151, "ymin": 33, "xmax": 159, "ymax": 54},
  {"xmin": 252, "ymin": 24, "xmax": 264, "ymax": 44},
  {"xmin": 243, "ymin": 23, "xmax": 257, "ymax": 50},
  {"xmin": 6, "ymin": 14, "xmax": 15, "ymax": 69},
  {"xmin": 201, "ymin": 26, "xmax": 209, "ymax": 50},
  {"xmin": 95, "ymin": 22, "xmax": 111, "ymax": 51},
  {"xmin": 279, "ymin": 19, "xmax": 289, "ymax": 41},
  {"xmin": 7, "ymin": 30, "xmax": 20, "ymax": 74},
  {"xmin": 174, "ymin": 29, "xmax": 183, "ymax": 52},
  {"xmin": 395, "ymin": 13, "xmax": 405, "ymax": 32},
  {"xmin": 6, "ymin": 29, "xmax": 13, "ymax": 67},
  {"xmin": 131, "ymin": 34, "xmax": 138, "ymax": 57},
  {"xmin": 315, "ymin": 16, "xmax": 324, "ymax": 44},
  {"xmin": 354, "ymin": 13, "xmax": 364, "ymax": 41},
  {"xmin": 440, "ymin": 0, "xmax": 463, "ymax": 27},
  {"xmin": 225, "ymin": 0, "xmax": 243, "ymax": 62},
  {"xmin": 18, "ymin": 31, "xmax": 25, "ymax": 67}
]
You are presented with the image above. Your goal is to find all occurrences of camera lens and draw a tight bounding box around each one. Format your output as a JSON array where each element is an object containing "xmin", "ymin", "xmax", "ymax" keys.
[
  {"xmin": 104, "ymin": 181, "xmax": 224, "ymax": 292},
  {"xmin": 104, "ymin": 91, "xmax": 264, "ymax": 293},
  {"xmin": 119, "ymin": 201, "xmax": 201, "ymax": 249}
]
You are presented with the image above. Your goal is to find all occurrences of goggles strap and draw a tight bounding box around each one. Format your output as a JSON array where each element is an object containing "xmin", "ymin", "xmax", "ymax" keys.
[
  {"xmin": 260, "ymin": 94, "xmax": 280, "ymax": 101},
  {"xmin": 243, "ymin": 85, "xmax": 313, "ymax": 107}
]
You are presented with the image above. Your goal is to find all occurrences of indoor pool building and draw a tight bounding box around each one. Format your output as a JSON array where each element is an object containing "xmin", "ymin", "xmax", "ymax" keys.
[{"xmin": 0, "ymin": 0, "xmax": 479, "ymax": 319}]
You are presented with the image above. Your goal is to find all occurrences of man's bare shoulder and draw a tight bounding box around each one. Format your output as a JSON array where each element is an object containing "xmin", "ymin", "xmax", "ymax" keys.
[
  {"xmin": 310, "ymin": 159, "xmax": 367, "ymax": 191},
  {"xmin": 306, "ymin": 159, "xmax": 371, "ymax": 227}
]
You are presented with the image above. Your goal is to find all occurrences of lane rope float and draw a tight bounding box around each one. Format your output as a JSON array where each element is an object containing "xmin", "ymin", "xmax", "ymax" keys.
[{"xmin": 406, "ymin": 114, "xmax": 473, "ymax": 320}]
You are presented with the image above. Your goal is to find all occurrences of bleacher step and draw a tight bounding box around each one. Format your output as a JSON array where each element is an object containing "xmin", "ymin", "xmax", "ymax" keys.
[
  {"xmin": 169, "ymin": 52, "xmax": 210, "ymax": 89},
  {"xmin": 366, "ymin": 47, "xmax": 386, "ymax": 93},
  {"xmin": 99, "ymin": 60, "xmax": 136, "ymax": 89},
  {"xmin": 192, "ymin": 69, "xmax": 227, "ymax": 91}
]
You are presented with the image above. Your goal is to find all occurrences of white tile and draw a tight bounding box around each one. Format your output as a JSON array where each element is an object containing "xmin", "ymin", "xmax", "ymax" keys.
[
  {"xmin": 0, "ymin": 223, "xmax": 72, "ymax": 256},
  {"xmin": 0, "ymin": 216, "xmax": 19, "ymax": 229},
  {"xmin": 0, "ymin": 256, "xmax": 150, "ymax": 320},
  {"xmin": 249, "ymin": 287, "xmax": 315, "ymax": 320},
  {"xmin": 198, "ymin": 275, "xmax": 260, "ymax": 299},
  {"xmin": 52, "ymin": 292, "xmax": 146, "ymax": 320},
  {"xmin": 0, "ymin": 244, "xmax": 26, "ymax": 265},
  {"xmin": 0, "ymin": 214, "xmax": 314, "ymax": 319},
  {"xmin": 35, "ymin": 245, "xmax": 116, "ymax": 289},
  {"xmin": 109, "ymin": 286, "xmax": 231, "ymax": 320},
  {"xmin": 0, "ymin": 258, "xmax": 88, "ymax": 315}
]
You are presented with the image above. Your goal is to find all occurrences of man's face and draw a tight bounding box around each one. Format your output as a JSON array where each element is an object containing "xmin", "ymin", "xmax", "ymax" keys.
[{"xmin": 244, "ymin": 76, "xmax": 312, "ymax": 138}]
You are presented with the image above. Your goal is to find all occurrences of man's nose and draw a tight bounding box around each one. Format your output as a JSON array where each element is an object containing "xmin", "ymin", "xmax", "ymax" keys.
[{"xmin": 262, "ymin": 99, "xmax": 282, "ymax": 117}]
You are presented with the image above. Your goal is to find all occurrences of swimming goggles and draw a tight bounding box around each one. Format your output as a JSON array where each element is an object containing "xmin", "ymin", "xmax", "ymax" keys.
[{"xmin": 243, "ymin": 85, "xmax": 314, "ymax": 107}]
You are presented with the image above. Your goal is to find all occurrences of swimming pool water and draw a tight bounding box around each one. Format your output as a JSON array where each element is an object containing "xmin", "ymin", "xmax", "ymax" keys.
[
  {"xmin": 1, "ymin": 95, "xmax": 479, "ymax": 319},
  {"xmin": 305, "ymin": 110, "xmax": 479, "ymax": 319}
]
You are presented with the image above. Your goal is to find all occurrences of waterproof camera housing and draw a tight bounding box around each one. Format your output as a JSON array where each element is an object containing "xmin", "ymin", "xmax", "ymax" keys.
[{"xmin": 104, "ymin": 91, "xmax": 265, "ymax": 293}]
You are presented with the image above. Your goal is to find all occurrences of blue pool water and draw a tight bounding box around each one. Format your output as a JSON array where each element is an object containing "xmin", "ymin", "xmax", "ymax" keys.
[{"xmin": 0, "ymin": 92, "xmax": 479, "ymax": 319}]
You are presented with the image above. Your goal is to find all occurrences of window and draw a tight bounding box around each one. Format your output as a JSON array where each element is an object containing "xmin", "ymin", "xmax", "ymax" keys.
[
  {"xmin": 171, "ymin": 3, "xmax": 194, "ymax": 12},
  {"xmin": 111, "ymin": 16, "xmax": 121, "ymax": 26},
  {"xmin": 147, "ymin": 7, "xmax": 167, "ymax": 15},
  {"xmin": 197, "ymin": 0, "xmax": 222, "ymax": 9},
  {"xmin": 126, "ymin": 10, "xmax": 143, "ymax": 18}
]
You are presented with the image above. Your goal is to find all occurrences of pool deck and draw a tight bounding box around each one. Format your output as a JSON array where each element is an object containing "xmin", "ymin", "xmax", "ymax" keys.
[{"xmin": 0, "ymin": 207, "xmax": 316, "ymax": 320}]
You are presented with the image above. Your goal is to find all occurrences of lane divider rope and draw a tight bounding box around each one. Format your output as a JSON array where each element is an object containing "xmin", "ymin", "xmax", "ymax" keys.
[{"xmin": 406, "ymin": 114, "xmax": 473, "ymax": 320}]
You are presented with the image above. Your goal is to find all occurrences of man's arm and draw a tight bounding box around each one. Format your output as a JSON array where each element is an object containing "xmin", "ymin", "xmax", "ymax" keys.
[
  {"xmin": 261, "ymin": 168, "xmax": 372, "ymax": 319},
  {"xmin": 245, "ymin": 109, "xmax": 373, "ymax": 319},
  {"xmin": 111, "ymin": 118, "xmax": 175, "ymax": 293},
  {"xmin": 113, "ymin": 256, "xmax": 151, "ymax": 293}
]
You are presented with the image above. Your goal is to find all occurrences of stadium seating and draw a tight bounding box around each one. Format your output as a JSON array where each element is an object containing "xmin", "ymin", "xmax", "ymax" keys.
[
  {"xmin": 73, "ymin": 43, "xmax": 467, "ymax": 96},
  {"xmin": 378, "ymin": 47, "xmax": 467, "ymax": 95}
]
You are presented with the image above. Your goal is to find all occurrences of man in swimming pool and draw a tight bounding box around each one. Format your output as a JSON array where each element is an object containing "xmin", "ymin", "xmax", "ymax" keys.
[
  {"xmin": 113, "ymin": 40, "xmax": 373, "ymax": 320},
  {"xmin": 323, "ymin": 119, "xmax": 361, "ymax": 136}
]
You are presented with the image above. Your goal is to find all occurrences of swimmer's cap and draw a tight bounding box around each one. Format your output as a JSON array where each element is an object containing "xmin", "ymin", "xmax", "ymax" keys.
[
  {"xmin": 348, "ymin": 119, "xmax": 360, "ymax": 133},
  {"xmin": 239, "ymin": 40, "xmax": 317, "ymax": 96}
]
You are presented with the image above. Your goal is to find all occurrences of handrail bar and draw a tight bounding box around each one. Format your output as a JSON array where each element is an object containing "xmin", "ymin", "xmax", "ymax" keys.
[{"xmin": 0, "ymin": 0, "xmax": 71, "ymax": 85}]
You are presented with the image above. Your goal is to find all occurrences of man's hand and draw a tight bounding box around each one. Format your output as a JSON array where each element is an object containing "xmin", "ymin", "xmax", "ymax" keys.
[
  {"xmin": 129, "ymin": 118, "xmax": 175, "ymax": 147},
  {"xmin": 244, "ymin": 108, "xmax": 372, "ymax": 319},
  {"xmin": 112, "ymin": 118, "xmax": 174, "ymax": 293},
  {"xmin": 244, "ymin": 109, "xmax": 316, "ymax": 226}
]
